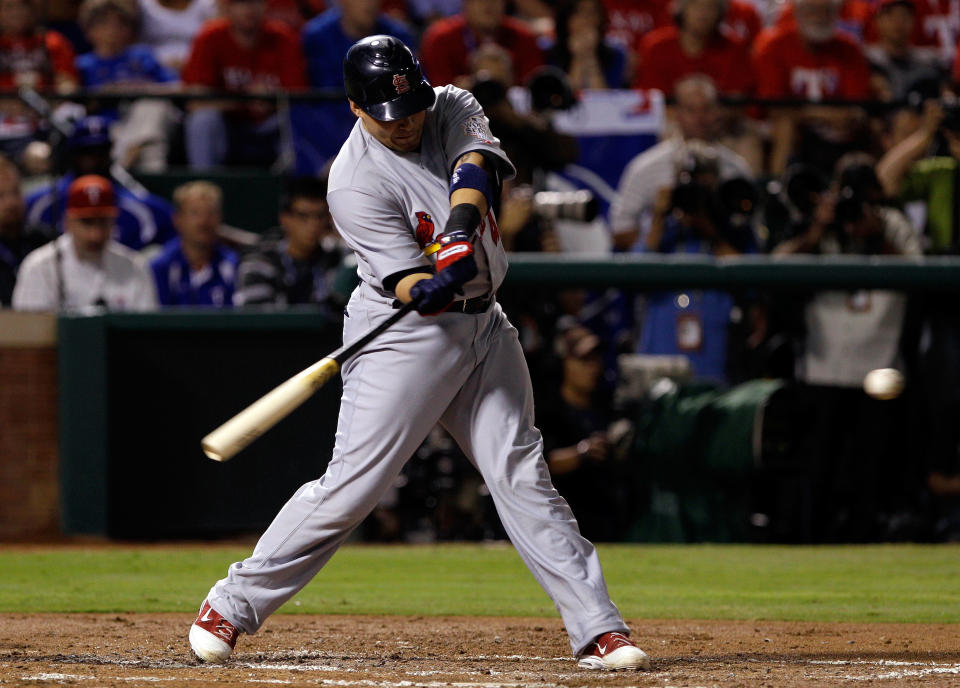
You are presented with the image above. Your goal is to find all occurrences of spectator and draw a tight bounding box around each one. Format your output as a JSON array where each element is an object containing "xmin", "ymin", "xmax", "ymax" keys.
[
  {"xmin": 771, "ymin": 154, "xmax": 920, "ymax": 540},
  {"xmin": 136, "ymin": 0, "xmax": 218, "ymax": 74},
  {"xmin": 773, "ymin": 153, "xmax": 921, "ymax": 384},
  {"xmin": 540, "ymin": 325, "xmax": 631, "ymax": 541},
  {"xmin": 302, "ymin": 0, "xmax": 416, "ymax": 88},
  {"xmin": 866, "ymin": 0, "xmax": 944, "ymax": 101},
  {"xmin": 773, "ymin": 0, "xmax": 874, "ymax": 41},
  {"xmin": 545, "ymin": 0, "xmax": 628, "ymax": 89},
  {"xmin": 718, "ymin": 0, "xmax": 763, "ymax": 45},
  {"xmin": 420, "ymin": 0, "xmax": 543, "ymax": 88},
  {"xmin": 76, "ymin": 0, "xmax": 180, "ymax": 172},
  {"xmin": 753, "ymin": 0, "xmax": 874, "ymax": 176},
  {"xmin": 864, "ymin": 0, "xmax": 958, "ymax": 68},
  {"xmin": 181, "ymin": 0, "xmax": 308, "ymax": 169},
  {"xmin": 609, "ymin": 74, "xmax": 753, "ymax": 252},
  {"xmin": 634, "ymin": 0, "xmax": 752, "ymax": 96},
  {"xmin": 633, "ymin": 142, "xmax": 760, "ymax": 383},
  {"xmin": 0, "ymin": 0, "xmax": 78, "ymax": 159},
  {"xmin": 468, "ymin": 48, "xmax": 579, "ymax": 186},
  {"xmin": 150, "ymin": 181, "xmax": 238, "ymax": 306},
  {"xmin": 24, "ymin": 115, "xmax": 177, "ymax": 252},
  {"xmin": 877, "ymin": 99, "xmax": 959, "ymax": 252},
  {"xmin": 234, "ymin": 176, "xmax": 348, "ymax": 311},
  {"xmin": 876, "ymin": 100, "xmax": 960, "ymax": 518},
  {"xmin": 12, "ymin": 174, "xmax": 158, "ymax": 311},
  {"xmin": 0, "ymin": 154, "xmax": 54, "ymax": 305}
]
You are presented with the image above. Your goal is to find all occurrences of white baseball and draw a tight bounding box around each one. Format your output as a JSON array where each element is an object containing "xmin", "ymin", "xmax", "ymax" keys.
[{"xmin": 863, "ymin": 368, "xmax": 905, "ymax": 400}]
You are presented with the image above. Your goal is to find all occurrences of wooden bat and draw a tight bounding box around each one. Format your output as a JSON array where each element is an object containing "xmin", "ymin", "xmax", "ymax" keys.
[{"xmin": 201, "ymin": 300, "xmax": 417, "ymax": 462}]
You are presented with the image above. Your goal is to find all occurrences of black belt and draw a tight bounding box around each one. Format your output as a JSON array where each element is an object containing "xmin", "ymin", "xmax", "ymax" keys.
[
  {"xmin": 450, "ymin": 295, "xmax": 493, "ymax": 313},
  {"xmin": 392, "ymin": 295, "xmax": 493, "ymax": 313}
]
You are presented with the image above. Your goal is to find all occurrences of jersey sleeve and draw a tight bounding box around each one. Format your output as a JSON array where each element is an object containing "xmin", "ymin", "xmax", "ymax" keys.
[
  {"xmin": 327, "ymin": 187, "xmax": 431, "ymax": 290},
  {"xmin": 436, "ymin": 86, "xmax": 517, "ymax": 181}
]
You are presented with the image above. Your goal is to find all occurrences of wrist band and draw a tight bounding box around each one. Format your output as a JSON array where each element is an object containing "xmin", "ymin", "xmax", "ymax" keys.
[
  {"xmin": 449, "ymin": 162, "xmax": 494, "ymax": 210},
  {"xmin": 445, "ymin": 203, "xmax": 482, "ymax": 237}
]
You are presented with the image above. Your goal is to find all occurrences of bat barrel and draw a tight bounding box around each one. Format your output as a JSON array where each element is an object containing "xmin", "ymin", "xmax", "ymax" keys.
[{"xmin": 201, "ymin": 357, "xmax": 340, "ymax": 461}]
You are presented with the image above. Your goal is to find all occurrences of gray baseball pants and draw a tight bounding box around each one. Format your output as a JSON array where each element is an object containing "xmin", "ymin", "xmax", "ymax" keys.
[{"xmin": 206, "ymin": 287, "xmax": 628, "ymax": 654}]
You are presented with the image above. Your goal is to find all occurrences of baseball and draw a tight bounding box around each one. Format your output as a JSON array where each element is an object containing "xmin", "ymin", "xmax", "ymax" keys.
[{"xmin": 863, "ymin": 368, "xmax": 905, "ymax": 400}]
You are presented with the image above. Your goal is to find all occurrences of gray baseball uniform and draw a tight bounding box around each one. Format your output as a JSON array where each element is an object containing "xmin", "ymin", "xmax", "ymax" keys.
[{"xmin": 204, "ymin": 85, "xmax": 628, "ymax": 655}]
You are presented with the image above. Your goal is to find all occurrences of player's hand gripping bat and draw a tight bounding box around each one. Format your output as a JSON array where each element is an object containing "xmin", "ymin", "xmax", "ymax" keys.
[{"xmin": 201, "ymin": 300, "xmax": 417, "ymax": 462}]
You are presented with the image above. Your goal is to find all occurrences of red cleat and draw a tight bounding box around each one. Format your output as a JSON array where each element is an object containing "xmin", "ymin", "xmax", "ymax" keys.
[
  {"xmin": 577, "ymin": 631, "xmax": 651, "ymax": 670},
  {"xmin": 188, "ymin": 600, "xmax": 240, "ymax": 662}
]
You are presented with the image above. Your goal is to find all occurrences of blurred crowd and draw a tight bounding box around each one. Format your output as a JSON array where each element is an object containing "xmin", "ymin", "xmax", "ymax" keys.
[{"xmin": 2, "ymin": 0, "xmax": 960, "ymax": 543}]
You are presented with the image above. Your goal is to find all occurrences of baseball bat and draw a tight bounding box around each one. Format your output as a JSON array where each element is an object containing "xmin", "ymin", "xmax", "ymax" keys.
[{"xmin": 201, "ymin": 300, "xmax": 417, "ymax": 462}]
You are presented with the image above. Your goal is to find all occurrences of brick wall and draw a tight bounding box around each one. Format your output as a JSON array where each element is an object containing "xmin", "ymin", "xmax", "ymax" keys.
[{"xmin": 0, "ymin": 314, "xmax": 59, "ymax": 540}]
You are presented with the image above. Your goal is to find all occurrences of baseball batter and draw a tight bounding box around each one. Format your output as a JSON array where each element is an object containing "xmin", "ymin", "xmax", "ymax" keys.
[{"xmin": 189, "ymin": 35, "xmax": 649, "ymax": 672}]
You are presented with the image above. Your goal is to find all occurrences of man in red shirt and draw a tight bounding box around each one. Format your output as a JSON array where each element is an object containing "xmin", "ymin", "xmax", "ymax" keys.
[
  {"xmin": 0, "ymin": 0, "xmax": 77, "ymax": 157},
  {"xmin": 753, "ymin": 0, "xmax": 873, "ymax": 174},
  {"xmin": 182, "ymin": 0, "xmax": 307, "ymax": 169},
  {"xmin": 420, "ymin": 0, "xmax": 544, "ymax": 87},
  {"xmin": 635, "ymin": 0, "xmax": 753, "ymax": 95}
]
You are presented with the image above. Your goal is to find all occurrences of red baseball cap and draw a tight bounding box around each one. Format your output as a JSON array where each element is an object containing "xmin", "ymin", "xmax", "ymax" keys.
[{"xmin": 66, "ymin": 175, "xmax": 118, "ymax": 218}]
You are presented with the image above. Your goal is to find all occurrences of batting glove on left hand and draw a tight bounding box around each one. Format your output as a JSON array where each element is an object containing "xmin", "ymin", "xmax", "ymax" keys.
[{"xmin": 409, "ymin": 271, "xmax": 460, "ymax": 315}]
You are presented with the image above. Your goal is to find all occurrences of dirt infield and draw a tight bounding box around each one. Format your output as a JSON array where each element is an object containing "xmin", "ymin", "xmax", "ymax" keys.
[{"xmin": 2, "ymin": 614, "xmax": 959, "ymax": 687}]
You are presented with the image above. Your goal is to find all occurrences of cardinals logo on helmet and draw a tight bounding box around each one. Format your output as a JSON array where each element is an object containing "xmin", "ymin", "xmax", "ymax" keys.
[
  {"xmin": 414, "ymin": 211, "xmax": 435, "ymax": 247},
  {"xmin": 393, "ymin": 74, "xmax": 410, "ymax": 94}
]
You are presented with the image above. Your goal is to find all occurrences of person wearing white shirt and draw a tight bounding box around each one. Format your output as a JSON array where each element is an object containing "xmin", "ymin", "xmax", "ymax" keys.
[
  {"xmin": 12, "ymin": 175, "xmax": 158, "ymax": 312},
  {"xmin": 609, "ymin": 74, "xmax": 753, "ymax": 251}
]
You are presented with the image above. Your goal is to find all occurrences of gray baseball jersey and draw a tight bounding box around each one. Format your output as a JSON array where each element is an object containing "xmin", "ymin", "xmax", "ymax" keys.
[{"xmin": 204, "ymin": 85, "xmax": 628, "ymax": 655}]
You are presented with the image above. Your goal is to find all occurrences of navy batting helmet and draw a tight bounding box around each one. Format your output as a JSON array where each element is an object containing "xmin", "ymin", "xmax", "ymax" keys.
[{"xmin": 343, "ymin": 35, "xmax": 436, "ymax": 122}]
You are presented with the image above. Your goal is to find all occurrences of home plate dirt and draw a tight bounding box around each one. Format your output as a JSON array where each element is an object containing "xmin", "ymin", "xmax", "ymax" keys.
[{"xmin": 2, "ymin": 614, "xmax": 959, "ymax": 687}]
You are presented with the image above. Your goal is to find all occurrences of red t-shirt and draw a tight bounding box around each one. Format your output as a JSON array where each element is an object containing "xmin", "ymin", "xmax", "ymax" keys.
[
  {"xmin": 420, "ymin": 15, "xmax": 544, "ymax": 87},
  {"xmin": 182, "ymin": 18, "xmax": 308, "ymax": 92},
  {"xmin": 635, "ymin": 26, "xmax": 753, "ymax": 95},
  {"xmin": 0, "ymin": 30, "xmax": 77, "ymax": 88},
  {"xmin": 752, "ymin": 24, "xmax": 872, "ymax": 100},
  {"xmin": 603, "ymin": 0, "xmax": 671, "ymax": 54}
]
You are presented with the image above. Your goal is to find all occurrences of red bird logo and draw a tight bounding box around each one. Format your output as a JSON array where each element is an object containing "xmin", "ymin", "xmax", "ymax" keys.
[{"xmin": 414, "ymin": 211, "xmax": 435, "ymax": 247}]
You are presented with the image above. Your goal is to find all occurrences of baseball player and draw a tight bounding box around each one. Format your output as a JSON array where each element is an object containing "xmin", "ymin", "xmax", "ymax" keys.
[{"xmin": 189, "ymin": 35, "xmax": 649, "ymax": 672}]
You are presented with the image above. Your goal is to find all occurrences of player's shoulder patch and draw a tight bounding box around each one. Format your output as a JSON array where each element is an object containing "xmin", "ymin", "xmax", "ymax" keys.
[{"xmin": 461, "ymin": 115, "xmax": 494, "ymax": 145}]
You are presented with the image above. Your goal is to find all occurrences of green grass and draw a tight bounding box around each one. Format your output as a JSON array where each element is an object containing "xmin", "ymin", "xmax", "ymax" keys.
[{"xmin": 0, "ymin": 543, "xmax": 957, "ymax": 623}]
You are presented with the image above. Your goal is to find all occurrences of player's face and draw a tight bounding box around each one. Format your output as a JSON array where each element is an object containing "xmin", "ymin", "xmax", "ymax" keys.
[
  {"xmin": 67, "ymin": 215, "xmax": 114, "ymax": 258},
  {"xmin": 351, "ymin": 102, "xmax": 427, "ymax": 153}
]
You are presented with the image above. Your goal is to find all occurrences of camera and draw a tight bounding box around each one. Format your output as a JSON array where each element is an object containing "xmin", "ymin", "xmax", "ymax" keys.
[{"xmin": 533, "ymin": 189, "xmax": 598, "ymax": 222}]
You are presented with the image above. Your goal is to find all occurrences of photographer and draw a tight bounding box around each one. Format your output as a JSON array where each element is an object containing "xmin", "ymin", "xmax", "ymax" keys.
[
  {"xmin": 772, "ymin": 154, "xmax": 922, "ymax": 540},
  {"xmin": 876, "ymin": 100, "xmax": 960, "ymax": 539},
  {"xmin": 774, "ymin": 154, "xmax": 921, "ymax": 382},
  {"xmin": 634, "ymin": 143, "xmax": 763, "ymax": 383},
  {"xmin": 610, "ymin": 74, "xmax": 753, "ymax": 253}
]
